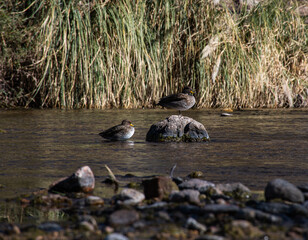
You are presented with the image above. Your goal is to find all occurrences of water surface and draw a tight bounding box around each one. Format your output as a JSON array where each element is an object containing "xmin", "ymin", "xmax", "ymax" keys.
[{"xmin": 0, "ymin": 109, "xmax": 307, "ymax": 200}]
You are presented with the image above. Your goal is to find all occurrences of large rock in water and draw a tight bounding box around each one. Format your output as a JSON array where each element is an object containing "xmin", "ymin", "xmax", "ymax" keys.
[{"xmin": 146, "ymin": 115, "xmax": 210, "ymax": 142}]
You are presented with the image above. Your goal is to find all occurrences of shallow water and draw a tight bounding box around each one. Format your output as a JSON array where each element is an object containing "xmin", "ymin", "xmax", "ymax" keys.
[{"xmin": 0, "ymin": 108, "xmax": 307, "ymax": 200}]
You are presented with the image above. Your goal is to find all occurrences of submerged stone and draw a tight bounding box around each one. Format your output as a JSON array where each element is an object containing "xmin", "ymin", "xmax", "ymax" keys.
[
  {"xmin": 146, "ymin": 115, "xmax": 210, "ymax": 142},
  {"xmin": 49, "ymin": 166, "xmax": 95, "ymax": 194}
]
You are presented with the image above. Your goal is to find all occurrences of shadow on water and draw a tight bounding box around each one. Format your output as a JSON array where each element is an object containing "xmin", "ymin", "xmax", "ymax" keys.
[{"xmin": 0, "ymin": 108, "xmax": 307, "ymax": 201}]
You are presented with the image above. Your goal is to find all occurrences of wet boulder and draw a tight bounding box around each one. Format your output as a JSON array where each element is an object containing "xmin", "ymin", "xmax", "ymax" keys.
[
  {"xmin": 49, "ymin": 166, "xmax": 95, "ymax": 193},
  {"xmin": 146, "ymin": 115, "xmax": 210, "ymax": 142},
  {"xmin": 264, "ymin": 178, "xmax": 304, "ymax": 203}
]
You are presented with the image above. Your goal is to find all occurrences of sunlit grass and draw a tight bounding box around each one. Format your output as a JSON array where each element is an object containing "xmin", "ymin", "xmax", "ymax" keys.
[{"xmin": 2, "ymin": 0, "xmax": 307, "ymax": 108}]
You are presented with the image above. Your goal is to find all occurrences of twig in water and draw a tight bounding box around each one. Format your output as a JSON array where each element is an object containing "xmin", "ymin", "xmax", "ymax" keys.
[
  {"xmin": 170, "ymin": 164, "xmax": 177, "ymax": 178},
  {"xmin": 104, "ymin": 164, "xmax": 119, "ymax": 191}
]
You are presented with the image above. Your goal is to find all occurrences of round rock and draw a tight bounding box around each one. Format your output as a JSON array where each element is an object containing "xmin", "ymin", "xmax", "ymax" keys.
[
  {"xmin": 169, "ymin": 189, "xmax": 200, "ymax": 204},
  {"xmin": 105, "ymin": 233, "xmax": 129, "ymax": 240},
  {"xmin": 109, "ymin": 209, "xmax": 139, "ymax": 226},
  {"xmin": 264, "ymin": 178, "xmax": 304, "ymax": 203},
  {"xmin": 146, "ymin": 115, "xmax": 210, "ymax": 142},
  {"xmin": 117, "ymin": 188, "xmax": 145, "ymax": 205},
  {"xmin": 86, "ymin": 196, "xmax": 104, "ymax": 206}
]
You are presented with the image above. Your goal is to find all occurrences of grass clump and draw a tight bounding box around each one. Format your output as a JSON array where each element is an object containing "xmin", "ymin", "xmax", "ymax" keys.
[{"xmin": 1, "ymin": 0, "xmax": 307, "ymax": 108}]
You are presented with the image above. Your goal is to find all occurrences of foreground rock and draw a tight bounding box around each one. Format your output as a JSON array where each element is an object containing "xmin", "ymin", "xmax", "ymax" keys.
[
  {"xmin": 146, "ymin": 115, "xmax": 210, "ymax": 142},
  {"xmin": 143, "ymin": 176, "xmax": 178, "ymax": 199},
  {"xmin": 109, "ymin": 209, "xmax": 140, "ymax": 226},
  {"xmin": 265, "ymin": 178, "xmax": 304, "ymax": 203},
  {"xmin": 178, "ymin": 178, "xmax": 215, "ymax": 192},
  {"xmin": 49, "ymin": 166, "xmax": 95, "ymax": 193},
  {"xmin": 3, "ymin": 173, "xmax": 308, "ymax": 240},
  {"xmin": 115, "ymin": 188, "xmax": 145, "ymax": 205},
  {"xmin": 169, "ymin": 189, "xmax": 200, "ymax": 204}
]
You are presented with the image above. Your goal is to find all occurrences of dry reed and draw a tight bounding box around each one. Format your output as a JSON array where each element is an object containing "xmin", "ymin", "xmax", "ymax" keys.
[{"xmin": 3, "ymin": 0, "xmax": 307, "ymax": 108}]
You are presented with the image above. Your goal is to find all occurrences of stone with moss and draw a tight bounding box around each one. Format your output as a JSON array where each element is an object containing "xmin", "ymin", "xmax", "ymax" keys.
[{"xmin": 146, "ymin": 115, "xmax": 210, "ymax": 142}]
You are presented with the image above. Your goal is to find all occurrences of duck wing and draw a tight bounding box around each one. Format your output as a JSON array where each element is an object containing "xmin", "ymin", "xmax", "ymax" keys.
[
  {"xmin": 99, "ymin": 125, "xmax": 125, "ymax": 138},
  {"xmin": 158, "ymin": 93, "xmax": 187, "ymax": 104}
]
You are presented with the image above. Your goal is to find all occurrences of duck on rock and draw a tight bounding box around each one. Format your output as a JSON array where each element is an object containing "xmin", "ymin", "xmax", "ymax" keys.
[{"xmin": 158, "ymin": 86, "xmax": 195, "ymax": 115}]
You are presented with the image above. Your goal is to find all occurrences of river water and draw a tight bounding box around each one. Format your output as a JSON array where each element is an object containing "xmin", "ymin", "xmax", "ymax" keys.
[{"xmin": 0, "ymin": 109, "xmax": 307, "ymax": 200}]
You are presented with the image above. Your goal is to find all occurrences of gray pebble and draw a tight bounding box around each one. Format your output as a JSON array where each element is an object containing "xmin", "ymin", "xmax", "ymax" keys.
[
  {"xmin": 105, "ymin": 233, "xmax": 129, "ymax": 240},
  {"xmin": 186, "ymin": 217, "xmax": 207, "ymax": 233}
]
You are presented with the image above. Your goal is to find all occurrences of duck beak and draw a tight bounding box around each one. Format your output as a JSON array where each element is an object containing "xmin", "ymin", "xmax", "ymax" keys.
[{"xmin": 130, "ymin": 123, "xmax": 134, "ymax": 127}]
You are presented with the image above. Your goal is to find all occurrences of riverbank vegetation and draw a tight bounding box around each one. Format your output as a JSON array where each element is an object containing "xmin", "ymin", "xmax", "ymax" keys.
[{"xmin": 0, "ymin": 0, "xmax": 307, "ymax": 109}]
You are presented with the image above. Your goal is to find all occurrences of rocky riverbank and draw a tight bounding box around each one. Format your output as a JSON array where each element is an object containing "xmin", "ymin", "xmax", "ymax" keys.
[{"xmin": 1, "ymin": 166, "xmax": 308, "ymax": 240}]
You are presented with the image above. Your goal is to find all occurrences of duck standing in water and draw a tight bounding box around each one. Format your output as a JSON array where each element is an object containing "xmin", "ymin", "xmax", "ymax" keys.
[
  {"xmin": 99, "ymin": 120, "xmax": 135, "ymax": 141},
  {"xmin": 158, "ymin": 86, "xmax": 195, "ymax": 115}
]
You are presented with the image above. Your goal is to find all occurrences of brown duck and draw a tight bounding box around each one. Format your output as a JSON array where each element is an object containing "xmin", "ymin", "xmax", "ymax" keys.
[
  {"xmin": 158, "ymin": 86, "xmax": 195, "ymax": 114},
  {"xmin": 99, "ymin": 120, "xmax": 135, "ymax": 141}
]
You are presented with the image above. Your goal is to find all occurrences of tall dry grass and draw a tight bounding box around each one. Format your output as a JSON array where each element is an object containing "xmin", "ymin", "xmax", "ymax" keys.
[{"xmin": 25, "ymin": 0, "xmax": 307, "ymax": 108}]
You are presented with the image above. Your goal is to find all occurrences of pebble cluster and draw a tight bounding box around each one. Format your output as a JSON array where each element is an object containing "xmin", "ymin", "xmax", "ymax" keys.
[{"xmin": 1, "ymin": 166, "xmax": 308, "ymax": 240}]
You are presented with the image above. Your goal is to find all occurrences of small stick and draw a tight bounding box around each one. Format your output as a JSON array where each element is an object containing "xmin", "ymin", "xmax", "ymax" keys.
[
  {"xmin": 105, "ymin": 164, "xmax": 119, "ymax": 184},
  {"xmin": 170, "ymin": 164, "xmax": 177, "ymax": 178},
  {"xmin": 104, "ymin": 165, "xmax": 119, "ymax": 192}
]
